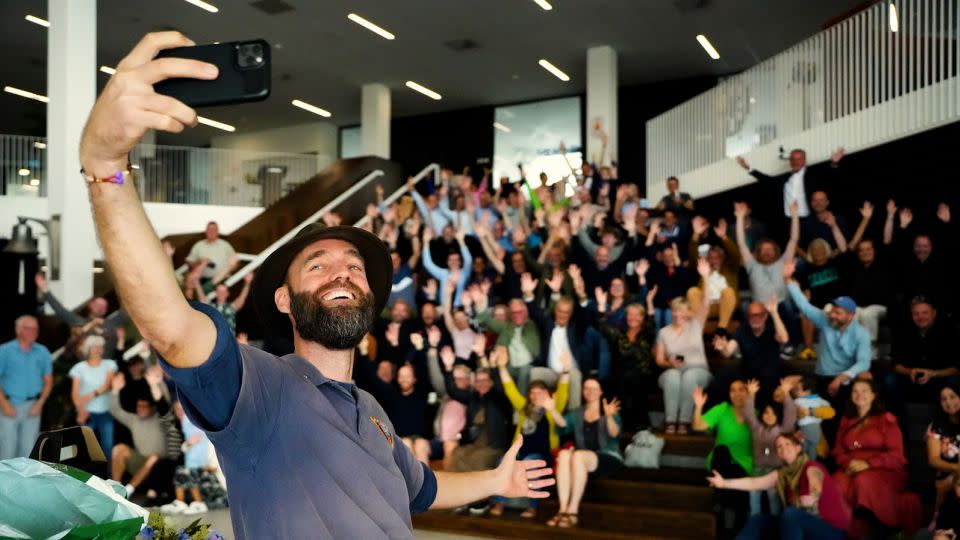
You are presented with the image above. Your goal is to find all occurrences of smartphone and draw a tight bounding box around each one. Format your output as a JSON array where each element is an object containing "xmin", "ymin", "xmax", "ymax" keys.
[
  {"xmin": 675, "ymin": 355, "xmax": 685, "ymax": 364},
  {"xmin": 154, "ymin": 40, "xmax": 271, "ymax": 107}
]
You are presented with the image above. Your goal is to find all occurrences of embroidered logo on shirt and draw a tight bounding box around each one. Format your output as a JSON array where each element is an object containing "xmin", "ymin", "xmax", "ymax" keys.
[{"xmin": 370, "ymin": 416, "xmax": 394, "ymax": 447}]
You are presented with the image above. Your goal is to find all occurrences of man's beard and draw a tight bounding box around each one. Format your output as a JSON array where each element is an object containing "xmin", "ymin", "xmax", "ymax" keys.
[{"xmin": 289, "ymin": 282, "xmax": 375, "ymax": 350}]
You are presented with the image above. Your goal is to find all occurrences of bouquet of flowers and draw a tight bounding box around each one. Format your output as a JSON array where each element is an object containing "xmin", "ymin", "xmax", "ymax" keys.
[{"xmin": 138, "ymin": 513, "xmax": 223, "ymax": 540}]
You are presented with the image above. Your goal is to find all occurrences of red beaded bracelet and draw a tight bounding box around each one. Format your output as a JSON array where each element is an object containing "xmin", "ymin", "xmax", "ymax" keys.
[{"xmin": 80, "ymin": 163, "xmax": 133, "ymax": 185}]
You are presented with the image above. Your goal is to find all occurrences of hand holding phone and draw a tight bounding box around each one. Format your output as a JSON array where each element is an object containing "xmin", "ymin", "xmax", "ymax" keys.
[{"xmin": 155, "ymin": 40, "xmax": 271, "ymax": 107}]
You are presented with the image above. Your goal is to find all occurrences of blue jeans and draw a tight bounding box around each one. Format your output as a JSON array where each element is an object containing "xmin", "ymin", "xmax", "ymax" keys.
[
  {"xmin": 495, "ymin": 453, "xmax": 544, "ymax": 508},
  {"xmin": 0, "ymin": 400, "xmax": 41, "ymax": 460},
  {"xmin": 736, "ymin": 507, "xmax": 846, "ymax": 540},
  {"xmin": 749, "ymin": 487, "xmax": 782, "ymax": 516},
  {"xmin": 654, "ymin": 308, "xmax": 672, "ymax": 334},
  {"xmin": 85, "ymin": 412, "xmax": 114, "ymax": 467}
]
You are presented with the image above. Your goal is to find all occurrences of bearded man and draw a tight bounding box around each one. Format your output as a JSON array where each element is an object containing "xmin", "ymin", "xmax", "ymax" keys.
[{"xmin": 78, "ymin": 31, "xmax": 553, "ymax": 540}]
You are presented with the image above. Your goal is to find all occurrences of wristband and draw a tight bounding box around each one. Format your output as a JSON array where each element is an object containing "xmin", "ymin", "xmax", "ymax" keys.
[{"xmin": 81, "ymin": 163, "xmax": 133, "ymax": 185}]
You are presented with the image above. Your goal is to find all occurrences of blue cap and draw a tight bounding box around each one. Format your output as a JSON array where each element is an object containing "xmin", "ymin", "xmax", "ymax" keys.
[{"xmin": 832, "ymin": 296, "xmax": 857, "ymax": 312}]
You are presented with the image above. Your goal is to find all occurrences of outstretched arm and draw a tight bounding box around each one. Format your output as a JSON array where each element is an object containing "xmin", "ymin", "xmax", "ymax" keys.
[
  {"xmin": 80, "ymin": 32, "xmax": 219, "ymax": 368},
  {"xmin": 782, "ymin": 203, "xmax": 801, "ymax": 261},
  {"xmin": 733, "ymin": 203, "xmax": 754, "ymax": 265}
]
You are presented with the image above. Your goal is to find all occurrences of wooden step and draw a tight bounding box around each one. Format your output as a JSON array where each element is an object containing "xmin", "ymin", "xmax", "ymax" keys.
[
  {"xmin": 660, "ymin": 433, "xmax": 715, "ymax": 457},
  {"xmin": 539, "ymin": 501, "xmax": 715, "ymax": 539},
  {"xmin": 413, "ymin": 508, "xmax": 700, "ymax": 540},
  {"xmin": 613, "ymin": 465, "xmax": 711, "ymax": 486},
  {"xmin": 584, "ymin": 478, "xmax": 713, "ymax": 511}
]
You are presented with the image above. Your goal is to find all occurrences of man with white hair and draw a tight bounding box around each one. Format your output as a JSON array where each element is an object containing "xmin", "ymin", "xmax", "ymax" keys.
[{"xmin": 0, "ymin": 315, "xmax": 53, "ymax": 459}]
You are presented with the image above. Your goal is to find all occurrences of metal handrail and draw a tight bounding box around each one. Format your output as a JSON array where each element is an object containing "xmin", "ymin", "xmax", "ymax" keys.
[{"xmin": 119, "ymin": 162, "xmax": 439, "ymax": 359}]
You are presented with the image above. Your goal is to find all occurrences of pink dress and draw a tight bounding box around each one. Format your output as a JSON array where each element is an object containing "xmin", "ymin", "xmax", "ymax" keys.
[{"xmin": 832, "ymin": 412, "xmax": 920, "ymax": 536}]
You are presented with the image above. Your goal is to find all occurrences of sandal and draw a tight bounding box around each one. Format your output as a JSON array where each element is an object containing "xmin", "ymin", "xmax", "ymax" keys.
[
  {"xmin": 520, "ymin": 507, "xmax": 537, "ymax": 519},
  {"xmin": 546, "ymin": 512, "xmax": 567, "ymax": 527},
  {"xmin": 677, "ymin": 423, "xmax": 690, "ymax": 435},
  {"xmin": 665, "ymin": 423, "xmax": 677, "ymax": 434},
  {"xmin": 489, "ymin": 503, "xmax": 504, "ymax": 517},
  {"xmin": 558, "ymin": 513, "xmax": 579, "ymax": 528}
]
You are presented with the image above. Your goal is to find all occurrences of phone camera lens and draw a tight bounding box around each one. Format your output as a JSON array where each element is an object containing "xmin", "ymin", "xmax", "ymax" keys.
[{"xmin": 237, "ymin": 43, "xmax": 265, "ymax": 68}]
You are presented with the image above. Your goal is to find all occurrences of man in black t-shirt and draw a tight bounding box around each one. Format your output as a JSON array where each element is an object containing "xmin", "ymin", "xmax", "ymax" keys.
[{"xmin": 713, "ymin": 298, "xmax": 790, "ymax": 406}]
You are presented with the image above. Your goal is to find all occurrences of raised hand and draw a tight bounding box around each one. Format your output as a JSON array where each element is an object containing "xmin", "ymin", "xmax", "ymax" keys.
[
  {"xmin": 80, "ymin": 32, "xmax": 216, "ymax": 175},
  {"xmin": 636, "ymin": 258, "xmax": 650, "ymax": 277},
  {"xmin": 34, "ymin": 273, "xmax": 49, "ymax": 293},
  {"xmin": 471, "ymin": 333, "xmax": 487, "ymax": 356},
  {"xmin": 697, "ymin": 257, "xmax": 711, "ymax": 278},
  {"xmin": 782, "ymin": 257, "xmax": 796, "ymax": 281},
  {"xmin": 733, "ymin": 202, "xmax": 749, "ymax": 219},
  {"xmin": 494, "ymin": 346, "xmax": 510, "ymax": 368},
  {"xmin": 440, "ymin": 346, "xmax": 456, "ymax": 371},
  {"xmin": 145, "ymin": 364, "xmax": 164, "ymax": 386},
  {"xmin": 745, "ymin": 379, "xmax": 760, "ymax": 396},
  {"xmin": 780, "ymin": 375, "xmax": 802, "ymax": 394},
  {"xmin": 542, "ymin": 395, "xmax": 556, "ymax": 413},
  {"xmin": 822, "ymin": 211, "xmax": 837, "ymax": 227},
  {"xmin": 385, "ymin": 323, "xmax": 400, "ymax": 346},
  {"xmin": 789, "ymin": 201, "xmax": 800, "ymax": 217},
  {"xmin": 899, "ymin": 207, "xmax": 913, "ymax": 228},
  {"xmin": 422, "ymin": 226, "xmax": 434, "ymax": 243},
  {"xmin": 713, "ymin": 218, "xmax": 728, "ymax": 239},
  {"xmin": 692, "ymin": 385, "xmax": 708, "ymax": 409},
  {"xmin": 602, "ymin": 397, "xmax": 621, "ymax": 417},
  {"xmin": 735, "ymin": 156, "xmax": 750, "ymax": 170},
  {"xmin": 593, "ymin": 211, "xmax": 608, "ymax": 230},
  {"xmin": 520, "ymin": 272, "xmax": 539, "ymax": 298},
  {"xmin": 560, "ymin": 351, "xmax": 572, "ymax": 373},
  {"xmin": 830, "ymin": 146, "xmax": 845, "ymax": 163},
  {"xmin": 765, "ymin": 294, "xmax": 779, "ymax": 314},
  {"xmin": 706, "ymin": 470, "xmax": 726, "ymax": 489},
  {"xmin": 595, "ymin": 287, "xmax": 609, "ymax": 310},
  {"xmin": 566, "ymin": 264, "xmax": 582, "ymax": 284},
  {"xmin": 357, "ymin": 334, "xmax": 370, "ymax": 356},
  {"xmin": 446, "ymin": 274, "xmax": 460, "ymax": 296},
  {"xmin": 423, "ymin": 278, "xmax": 439, "ymax": 299},
  {"xmin": 886, "ymin": 199, "xmax": 897, "ymax": 216},
  {"xmin": 646, "ymin": 285, "xmax": 659, "ymax": 306},
  {"xmin": 375, "ymin": 184, "xmax": 384, "ymax": 200},
  {"xmin": 111, "ymin": 372, "xmax": 127, "ymax": 393},
  {"xmin": 859, "ymin": 201, "xmax": 874, "ymax": 220},
  {"xmin": 410, "ymin": 333, "xmax": 425, "ymax": 351},
  {"xmin": 545, "ymin": 271, "xmax": 564, "ymax": 293},
  {"xmin": 365, "ymin": 203, "xmax": 379, "ymax": 220}
]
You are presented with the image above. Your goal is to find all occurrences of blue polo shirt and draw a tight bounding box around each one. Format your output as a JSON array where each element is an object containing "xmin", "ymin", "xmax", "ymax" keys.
[
  {"xmin": 0, "ymin": 340, "xmax": 52, "ymax": 405},
  {"xmin": 787, "ymin": 282, "xmax": 872, "ymax": 379},
  {"xmin": 159, "ymin": 303, "xmax": 437, "ymax": 540}
]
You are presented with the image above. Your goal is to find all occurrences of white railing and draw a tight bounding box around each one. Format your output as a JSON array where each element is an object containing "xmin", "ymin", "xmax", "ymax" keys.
[
  {"xmin": 122, "ymin": 162, "xmax": 440, "ymax": 358},
  {"xmin": 0, "ymin": 134, "xmax": 327, "ymax": 207},
  {"xmin": 646, "ymin": 0, "xmax": 959, "ymax": 201}
]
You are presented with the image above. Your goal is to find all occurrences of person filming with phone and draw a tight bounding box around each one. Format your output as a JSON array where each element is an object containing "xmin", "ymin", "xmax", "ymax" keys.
[{"xmin": 77, "ymin": 32, "xmax": 554, "ymax": 540}]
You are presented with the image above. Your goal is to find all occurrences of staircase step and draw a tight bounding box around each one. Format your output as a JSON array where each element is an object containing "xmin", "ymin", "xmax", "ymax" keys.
[
  {"xmin": 584, "ymin": 478, "xmax": 713, "ymax": 510},
  {"xmin": 539, "ymin": 501, "xmax": 715, "ymax": 538},
  {"xmin": 614, "ymin": 465, "xmax": 711, "ymax": 486},
  {"xmin": 661, "ymin": 433, "xmax": 716, "ymax": 457}
]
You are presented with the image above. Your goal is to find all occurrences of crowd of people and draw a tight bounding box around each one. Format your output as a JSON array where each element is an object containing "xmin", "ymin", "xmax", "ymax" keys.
[{"xmin": 1, "ymin": 140, "xmax": 958, "ymax": 539}]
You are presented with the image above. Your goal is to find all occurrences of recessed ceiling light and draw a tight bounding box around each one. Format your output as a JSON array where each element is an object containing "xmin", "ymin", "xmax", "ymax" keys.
[
  {"xmin": 889, "ymin": 2, "xmax": 899, "ymax": 32},
  {"xmin": 29, "ymin": 178, "xmax": 40, "ymax": 186},
  {"xmin": 405, "ymin": 81, "xmax": 442, "ymax": 100},
  {"xmin": 538, "ymin": 59, "xmax": 570, "ymax": 81},
  {"xmin": 4, "ymin": 86, "xmax": 49, "ymax": 103},
  {"xmin": 34, "ymin": 141, "xmax": 46, "ymax": 149},
  {"xmin": 25, "ymin": 14, "xmax": 49, "ymax": 27},
  {"xmin": 493, "ymin": 122, "xmax": 512, "ymax": 133},
  {"xmin": 99, "ymin": 66, "xmax": 117, "ymax": 75},
  {"xmin": 532, "ymin": 0, "xmax": 553, "ymax": 10},
  {"xmin": 696, "ymin": 34, "xmax": 720, "ymax": 60},
  {"xmin": 197, "ymin": 116, "xmax": 235, "ymax": 132},
  {"xmin": 18, "ymin": 169, "xmax": 30, "ymax": 176},
  {"xmin": 347, "ymin": 13, "xmax": 395, "ymax": 40},
  {"xmin": 291, "ymin": 99, "xmax": 332, "ymax": 117},
  {"xmin": 183, "ymin": 0, "xmax": 219, "ymax": 13}
]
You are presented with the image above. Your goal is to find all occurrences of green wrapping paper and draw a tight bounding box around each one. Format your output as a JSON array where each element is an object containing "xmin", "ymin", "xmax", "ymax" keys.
[{"xmin": 0, "ymin": 458, "xmax": 148, "ymax": 540}]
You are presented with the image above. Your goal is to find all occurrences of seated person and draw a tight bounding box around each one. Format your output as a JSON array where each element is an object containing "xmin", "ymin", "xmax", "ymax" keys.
[
  {"xmin": 655, "ymin": 259, "xmax": 713, "ymax": 434},
  {"xmin": 713, "ymin": 296, "xmax": 789, "ymax": 406},
  {"xmin": 161, "ymin": 401, "xmax": 228, "ymax": 515},
  {"xmin": 707, "ymin": 432, "xmax": 851, "ymax": 540},
  {"xmin": 69, "ymin": 335, "xmax": 118, "ymax": 467},
  {"xmin": 442, "ymin": 362, "xmax": 513, "ymax": 476},
  {"xmin": 109, "ymin": 369, "xmax": 171, "ymax": 498},
  {"xmin": 491, "ymin": 347, "xmax": 569, "ymax": 520},
  {"xmin": 687, "ymin": 216, "xmax": 740, "ymax": 333},
  {"xmin": 931, "ymin": 475, "xmax": 960, "ymax": 540},
  {"xmin": 925, "ymin": 384, "xmax": 960, "ymax": 522},
  {"xmin": 426, "ymin": 338, "xmax": 475, "ymax": 471},
  {"xmin": 791, "ymin": 374, "xmax": 836, "ymax": 459},
  {"xmin": 692, "ymin": 380, "xmax": 753, "ymax": 533},
  {"xmin": 833, "ymin": 379, "xmax": 921, "ymax": 538},
  {"xmin": 549, "ymin": 377, "xmax": 623, "ymax": 529},
  {"xmin": 882, "ymin": 297, "xmax": 956, "ymax": 422},
  {"xmin": 473, "ymin": 287, "xmax": 541, "ymax": 394},
  {"xmin": 742, "ymin": 378, "xmax": 798, "ymax": 517},
  {"xmin": 796, "ymin": 237, "xmax": 847, "ymax": 360}
]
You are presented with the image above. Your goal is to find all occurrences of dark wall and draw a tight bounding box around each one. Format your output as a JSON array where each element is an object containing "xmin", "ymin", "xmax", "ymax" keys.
[{"xmin": 390, "ymin": 106, "xmax": 494, "ymax": 179}]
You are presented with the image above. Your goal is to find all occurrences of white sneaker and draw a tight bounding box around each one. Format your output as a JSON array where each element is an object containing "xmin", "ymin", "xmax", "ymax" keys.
[
  {"xmin": 124, "ymin": 484, "xmax": 135, "ymax": 497},
  {"xmin": 160, "ymin": 500, "xmax": 189, "ymax": 514},
  {"xmin": 183, "ymin": 501, "xmax": 208, "ymax": 515}
]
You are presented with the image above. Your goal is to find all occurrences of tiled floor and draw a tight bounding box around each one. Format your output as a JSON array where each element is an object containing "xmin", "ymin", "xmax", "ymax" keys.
[{"xmin": 155, "ymin": 508, "xmax": 487, "ymax": 539}]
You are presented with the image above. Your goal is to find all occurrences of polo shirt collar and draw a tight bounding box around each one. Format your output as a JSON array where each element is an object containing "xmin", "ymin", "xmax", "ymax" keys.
[{"xmin": 283, "ymin": 354, "xmax": 358, "ymax": 399}]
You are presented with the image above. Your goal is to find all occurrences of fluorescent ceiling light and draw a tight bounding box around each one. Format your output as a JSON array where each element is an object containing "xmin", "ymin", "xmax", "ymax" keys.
[
  {"xmin": 29, "ymin": 178, "xmax": 40, "ymax": 186},
  {"xmin": 291, "ymin": 99, "xmax": 332, "ymax": 117},
  {"xmin": 889, "ymin": 2, "xmax": 899, "ymax": 32},
  {"xmin": 34, "ymin": 141, "xmax": 46, "ymax": 149},
  {"xmin": 25, "ymin": 14, "xmax": 49, "ymax": 27},
  {"xmin": 100, "ymin": 66, "xmax": 117, "ymax": 75},
  {"xmin": 197, "ymin": 116, "xmax": 235, "ymax": 132},
  {"xmin": 18, "ymin": 169, "xmax": 30, "ymax": 176},
  {"xmin": 538, "ymin": 59, "xmax": 570, "ymax": 81},
  {"xmin": 183, "ymin": 0, "xmax": 219, "ymax": 13},
  {"xmin": 532, "ymin": 0, "xmax": 553, "ymax": 10},
  {"xmin": 493, "ymin": 122, "xmax": 512, "ymax": 133},
  {"xmin": 347, "ymin": 13, "xmax": 395, "ymax": 40},
  {"xmin": 405, "ymin": 81, "xmax": 442, "ymax": 100},
  {"xmin": 4, "ymin": 86, "xmax": 49, "ymax": 103},
  {"xmin": 696, "ymin": 34, "xmax": 720, "ymax": 60}
]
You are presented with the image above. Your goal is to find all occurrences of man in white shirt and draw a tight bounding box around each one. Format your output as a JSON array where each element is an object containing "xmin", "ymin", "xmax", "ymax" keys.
[
  {"xmin": 735, "ymin": 147, "xmax": 845, "ymax": 220},
  {"xmin": 185, "ymin": 221, "xmax": 237, "ymax": 287}
]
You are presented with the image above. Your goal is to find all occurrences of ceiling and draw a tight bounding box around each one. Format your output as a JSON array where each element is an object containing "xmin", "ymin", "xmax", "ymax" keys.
[{"xmin": 2, "ymin": 0, "xmax": 870, "ymax": 147}]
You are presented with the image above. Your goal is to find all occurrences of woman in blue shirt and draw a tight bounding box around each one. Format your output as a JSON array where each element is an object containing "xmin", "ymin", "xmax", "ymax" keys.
[{"xmin": 69, "ymin": 335, "xmax": 118, "ymax": 463}]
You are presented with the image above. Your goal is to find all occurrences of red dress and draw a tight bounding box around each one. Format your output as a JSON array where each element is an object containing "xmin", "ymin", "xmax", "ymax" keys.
[{"xmin": 832, "ymin": 412, "xmax": 920, "ymax": 536}]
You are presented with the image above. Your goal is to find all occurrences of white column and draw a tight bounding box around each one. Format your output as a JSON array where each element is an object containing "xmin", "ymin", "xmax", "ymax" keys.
[
  {"xmin": 361, "ymin": 83, "xmax": 391, "ymax": 159},
  {"xmin": 586, "ymin": 46, "xmax": 618, "ymax": 165},
  {"xmin": 47, "ymin": 0, "xmax": 97, "ymax": 308}
]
